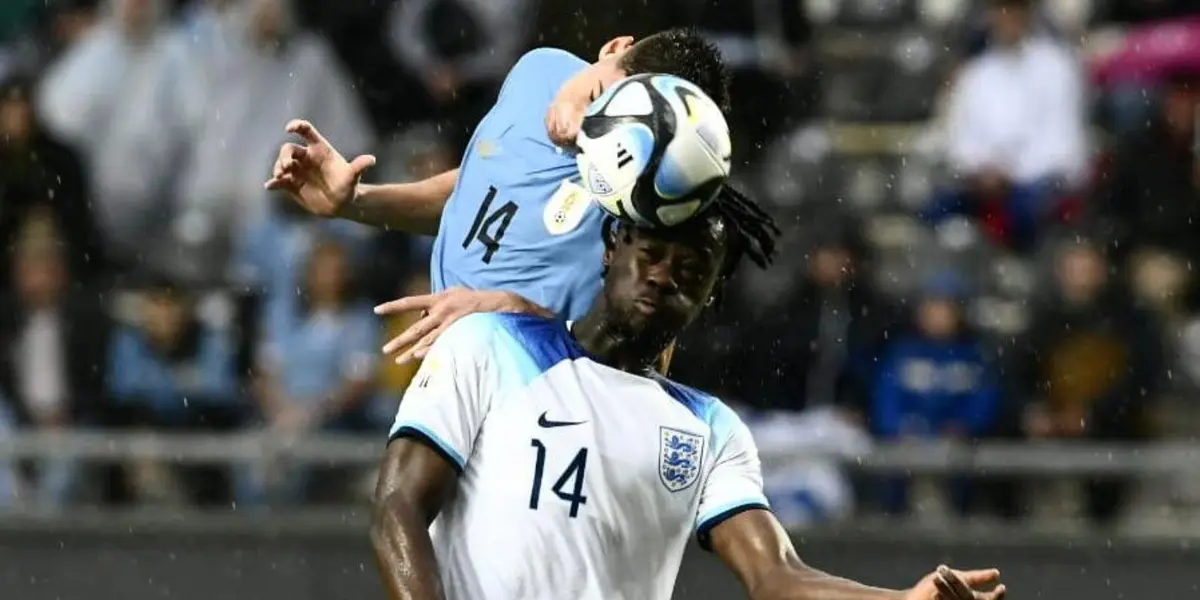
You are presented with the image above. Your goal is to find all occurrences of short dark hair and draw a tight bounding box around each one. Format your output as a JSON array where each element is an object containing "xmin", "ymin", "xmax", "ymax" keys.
[{"xmin": 619, "ymin": 28, "xmax": 732, "ymax": 114}]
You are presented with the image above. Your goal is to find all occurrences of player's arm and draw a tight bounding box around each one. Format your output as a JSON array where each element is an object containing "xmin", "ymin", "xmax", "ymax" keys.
[
  {"xmin": 371, "ymin": 436, "xmax": 457, "ymax": 600},
  {"xmin": 711, "ymin": 509, "xmax": 898, "ymax": 600},
  {"xmin": 700, "ymin": 411, "xmax": 1003, "ymax": 600},
  {"xmin": 266, "ymin": 120, "xmax": 457, "ymax": 236},
  {"xmin": 343, "ymin": 169, "xmax": 459, "ymax": 235},
  {"xmin": 375, "ymin": 288, "xmax": 554, "ymax": 363},
  {"xmin": 711, "ymin": 513, "xmax": 1004, "ymax": 600},
  {"xmin": 369, "ymin": 314, "xmax": 498, "ymax": 600}
]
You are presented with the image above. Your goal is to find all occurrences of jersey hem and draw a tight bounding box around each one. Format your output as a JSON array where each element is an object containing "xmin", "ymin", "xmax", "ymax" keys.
[{"xmin": 695, "ymin": 502, "xmax": 771, "ymax": 551}]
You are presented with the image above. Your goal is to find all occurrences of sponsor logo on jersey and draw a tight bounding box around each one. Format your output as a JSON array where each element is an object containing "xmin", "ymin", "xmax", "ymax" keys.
[
  {"xmin": 543, "ymin": 180, "xmax": 594, "ymax": 236},
  {"xmin": 659, "ymin": 427, "xmax": 704, "ymax": 493},
  {"xmin": 537, "ymin": 411, "xmax": 587, "ymax": 428},
  {"xmin": 413, "ymin": 357, "xmax": 440, "ymax": 389},
  {"xmin": 476, "ymin": 139, "xmax": 500, "ymax": 158}
]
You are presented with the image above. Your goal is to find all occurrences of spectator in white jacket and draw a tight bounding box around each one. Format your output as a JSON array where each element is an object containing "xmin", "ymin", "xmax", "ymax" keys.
[
  {"xmin": 924, "ymin": 0, "xmax": 1088, "ymax": 252},
  {"xmin": 36, "ymin": 0, "xmax": 184, "ymax": 271}
]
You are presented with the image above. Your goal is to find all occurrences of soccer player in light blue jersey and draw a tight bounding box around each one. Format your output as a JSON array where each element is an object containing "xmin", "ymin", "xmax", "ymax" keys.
[
  {"xmin": 265, "ymin": 30, "xmax": 733, "ymax": 365},
  {"xmin": 370, "ymin": 195, "xmax": 1007, "ymax": 600}
]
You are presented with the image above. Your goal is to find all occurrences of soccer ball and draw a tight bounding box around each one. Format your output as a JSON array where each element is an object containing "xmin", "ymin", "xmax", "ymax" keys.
[{"xmin": 574, "ymin": 73, "xmax": 732, "ymax": 228}]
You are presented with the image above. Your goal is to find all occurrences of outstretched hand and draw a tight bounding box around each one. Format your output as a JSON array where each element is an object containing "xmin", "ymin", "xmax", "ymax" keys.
[
  {"xmin": 374, "ymin": 288, "xmax": 554, "ymax": 364},
  {"xmin": 905, "ymin": 566, "xmax": 1005, "ymax": 600},
  {"xmin": 264, "ymin": 119, "xmax": 376, "ymax": 217}
]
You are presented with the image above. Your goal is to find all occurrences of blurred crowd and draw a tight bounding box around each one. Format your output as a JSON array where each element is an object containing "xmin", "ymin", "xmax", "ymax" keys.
[{"xmin": 0, "ymin": 0, "xmax": 1197, "ymax": 526}]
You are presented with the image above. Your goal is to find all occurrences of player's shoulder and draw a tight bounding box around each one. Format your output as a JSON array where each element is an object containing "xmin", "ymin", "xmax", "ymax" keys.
[
  {"xmin": 439, "ymin": 312, "xmax": 514, "ymax": 344},
  {"xmin": 512, "ymin": 47, "xmax": 589, "ymax": 77},
  {"xmin": 441, "ymin": 313, "xmax": 584, "ymax": 370},
  {"xmin": 652, "ymin": 376, "xmax": 749, "ymax": 444},
  {"xmin": 498, "ymin": 47, "xmax": 589, "ymax": 100}
]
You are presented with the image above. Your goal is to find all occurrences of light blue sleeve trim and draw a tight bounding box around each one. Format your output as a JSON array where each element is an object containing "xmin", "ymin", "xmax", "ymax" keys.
[
  {"xmin": 391, "ymin": 421, "xmax": 467, "ymax": 470},
  {"xmin": 696, "ymin": 497, "xmax": 771, "ymax": 533}
]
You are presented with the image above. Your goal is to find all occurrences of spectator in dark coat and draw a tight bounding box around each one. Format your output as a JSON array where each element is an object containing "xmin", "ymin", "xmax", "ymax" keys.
[
  {"xmin": 0, "ymin": 73, "xmax": 105, "ymax": 284},
  {"xmin": 1010, "ymin": 238, "xmax": 1164, "ymax": 523},
  {"xmin": 0, "ymin": 215, "xmax": 109, "ymax": 506},
  {"xmin": 1094, "ymin": 71, "xmax": 1200, "ymax": 312}
]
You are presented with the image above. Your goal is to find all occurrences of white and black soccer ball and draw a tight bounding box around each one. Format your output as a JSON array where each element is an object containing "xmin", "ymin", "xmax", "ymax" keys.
[{"xmin": 574, "ymin": 73, "xmax": 732, "ymax": 228}]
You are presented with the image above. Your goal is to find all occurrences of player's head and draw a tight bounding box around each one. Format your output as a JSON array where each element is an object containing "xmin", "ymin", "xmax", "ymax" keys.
[
  {"xmin": 585, "ymin": 28, "xmax": 732, "ymax": 114},
  {"xmin": 598, "ymin": 187, "xmax": 778, "ymax": 347},
  {"xmin": 987, "ymin": 0, "xmax": 1034, "ymax": 46}
]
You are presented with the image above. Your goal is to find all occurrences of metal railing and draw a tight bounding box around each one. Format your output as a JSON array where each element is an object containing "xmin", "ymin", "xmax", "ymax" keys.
[{"xmin": 1, "ymin": 431, "xmax": 1198, "ymax": 477}]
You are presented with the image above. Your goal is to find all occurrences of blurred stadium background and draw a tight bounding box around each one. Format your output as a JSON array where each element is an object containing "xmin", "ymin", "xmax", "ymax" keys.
[{"xmin": 1, "ymin": 0, "xmax": 1200, "ymax": 597}]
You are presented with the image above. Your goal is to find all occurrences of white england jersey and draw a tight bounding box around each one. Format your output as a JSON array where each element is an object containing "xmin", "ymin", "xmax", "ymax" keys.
[{"xmin": 389, "ymin": 313, "xmax": 769, "ymax": 600}]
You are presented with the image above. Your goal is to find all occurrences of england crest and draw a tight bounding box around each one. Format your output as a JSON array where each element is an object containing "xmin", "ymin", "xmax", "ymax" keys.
[{"xmin": 659, "ymin": 427, "xmax": 704, "ymax": 493}]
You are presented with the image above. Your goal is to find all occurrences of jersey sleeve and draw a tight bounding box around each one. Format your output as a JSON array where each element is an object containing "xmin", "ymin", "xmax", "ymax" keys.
[
  {"xmin": 695, "ymin": 410, "xmax": 770, "ymax": 551},
  {"xmin": 388, "ymin": 313, "xmax": 500, "ymax": 474}
]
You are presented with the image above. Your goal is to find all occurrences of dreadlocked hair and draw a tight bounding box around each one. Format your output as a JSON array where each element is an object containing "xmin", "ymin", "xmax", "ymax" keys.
[
  {"xmin": 709, "ymin": 183, "xmax": 779, "ymax": 278},
  {"xmin": 599, "ymin": 183, "xmax": 780, "ymax": 280}
]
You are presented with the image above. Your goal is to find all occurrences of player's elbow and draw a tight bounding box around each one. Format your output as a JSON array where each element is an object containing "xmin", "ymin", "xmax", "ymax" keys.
[{"xmin": 370, "ymin": 489, "xmax": 415, "ymax": 556}]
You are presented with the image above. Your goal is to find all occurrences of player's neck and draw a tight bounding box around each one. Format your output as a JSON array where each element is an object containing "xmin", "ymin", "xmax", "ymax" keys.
[{"xmin": 571, "ymin": 311, "xmax": 669, "ymax": 375}]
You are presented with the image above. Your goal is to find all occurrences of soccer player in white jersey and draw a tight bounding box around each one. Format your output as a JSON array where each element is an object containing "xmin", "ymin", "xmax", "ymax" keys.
[{"xmin": 371, "ymin": 196, "xmax": 1008, "ymax": 599}]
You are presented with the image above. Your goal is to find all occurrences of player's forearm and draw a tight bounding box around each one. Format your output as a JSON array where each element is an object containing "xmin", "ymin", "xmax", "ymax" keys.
[
  {"xmin": 370, "ymin": 492, "xmax": 448, "ymax": 600},
  {"xmin": 339, "ymin": 168, "xmax": 459, "ymax": 236},
  {"xmin": 750, "ymin": 565, "xmax": 905, "ymax": 600}
]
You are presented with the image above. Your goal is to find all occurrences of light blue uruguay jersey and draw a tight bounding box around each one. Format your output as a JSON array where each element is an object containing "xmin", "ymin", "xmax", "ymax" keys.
[
  {"xmin": 430, "ymin": 48, "xmax": 608, "ymax": 321},
  {"xmin": 389, "ymin": 313, "xmax": 770, "ymax": 600}
]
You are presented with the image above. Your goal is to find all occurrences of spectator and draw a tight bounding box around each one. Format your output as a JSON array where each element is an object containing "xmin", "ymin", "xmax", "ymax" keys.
[
  {"xmin": 363, "ymin": 124, "xmax": 456, "ymax": 304},
  {"xmin": 705, "ymin": 219, "xmax": 896, "ymax": 416},
  {"xmin": 927, "ymin": 0, "xmax": 1088, "ymax": 251},
  {"xmin": 871, "ymin": 272, "xmax": 1001, "ymax": 514},
  {"xmin": 233, "ymin": 196, "xmax": 370, "ymax": 355},
  {"xmin": 252, "ymin": 240, "xmax": 377, "ymax": 503},
  {"xmin": 385, "ymin": 0, "xmax": 531, "ymax": 146},
  {"xmin": 1096, "ymin": 71, "xmax": 1200, "ymax": 313},
  {"xmin": 1012, "ymin": 238, "xmax": 1164, "ymax": 523},
  {"xmin": 0, "ymin": 73, "xmax": 105, "ymax": 283},
  {"xmin": 0, "ymin": 217, "xmax": 108, "ymax": 507},
  {"xmin": 36, "ymin": 0, "xmax": 184, "ymax": 273},
  {"xmin": 169, "ymin": 0, "xmax": 372, "ymax": 285},
  {"xmin": 106, "ymin": 273, "xmax": 241, "ymax": 505}
]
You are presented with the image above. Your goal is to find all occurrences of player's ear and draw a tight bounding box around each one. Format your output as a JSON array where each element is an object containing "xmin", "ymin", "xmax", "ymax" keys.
[{"xmin": 598, "ymin": 36, "xmax": 635, "ymax": 61}]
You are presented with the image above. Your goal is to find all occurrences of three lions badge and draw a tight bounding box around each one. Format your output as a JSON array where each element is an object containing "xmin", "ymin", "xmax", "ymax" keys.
[{"xmin": 659, "ymin": 427, "xmax": 704, "ymax": 493}]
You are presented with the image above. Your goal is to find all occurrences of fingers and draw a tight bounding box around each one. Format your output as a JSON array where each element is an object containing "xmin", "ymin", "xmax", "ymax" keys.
[
  {"xmin": 976, "ymin": 584, "xmax": 1006, "ymax": 600},
  {"xmin": 348, "ymin": 154, "xmax": 378, "ymax": 177},
  {"xmin": 546, "ymin": 102, "xmax": 580, "ymax": 147},
  {"xmin": 286, "ymin": 119, "xmax": 329, "ymax": 147},
  {"xmin": 264, "ymin": 175, "xmax": 298, "ymax": 192},
  {"xmin": 950, "ymin": 568, "xmax": 1000, "ymax": 587},
  {"xmin": 374, "ymin": 294, "xmax": 440, "ymax": 317},
  {"xmin": 933, "ymin": 573, "xmax": 959, "ymax": 600},
  {"xmin": 382, "ymin": 314, "xmax": 438, "ymax": 357},
  {"xmin": 935, "ymin": 566, "xmax": 976, "ymax": 600},
  {"xmin": 398, "ymin": 314, "xmax": 462, "ymax": 364},
  {"xmin": 265, "ymin": 143, "xmax": 310, "ymax": 190}
]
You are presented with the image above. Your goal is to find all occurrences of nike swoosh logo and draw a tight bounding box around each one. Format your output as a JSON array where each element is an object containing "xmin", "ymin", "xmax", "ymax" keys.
[{"xmin": 537, "ymin": 411, "xmax": 586, "ymax": 428}]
